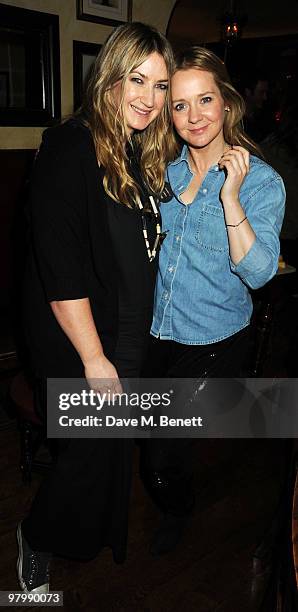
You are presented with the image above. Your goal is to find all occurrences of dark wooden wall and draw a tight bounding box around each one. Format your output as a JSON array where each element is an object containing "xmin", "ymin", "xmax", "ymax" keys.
[{"xmin": 0, "ymin": 150, "xmax": 35, "ymax": 362}]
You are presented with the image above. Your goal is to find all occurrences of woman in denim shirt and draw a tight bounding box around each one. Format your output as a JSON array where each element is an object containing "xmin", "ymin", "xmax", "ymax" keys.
[{"xmin": 143, "ymin": 47, "xmax": 286, "ymax": 556}]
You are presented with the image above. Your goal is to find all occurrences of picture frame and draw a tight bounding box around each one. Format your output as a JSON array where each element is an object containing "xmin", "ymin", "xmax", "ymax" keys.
[
  {"xmin": 77, "ymin": 0, "xmax": 132, "ymax": 27},
  {"xmin": 73, "ymin": 41, "xmax": 102, "ymax": 111},
  {"xmin": 0, "ymin": 4, "xmax": 61, "ymax": 127}
]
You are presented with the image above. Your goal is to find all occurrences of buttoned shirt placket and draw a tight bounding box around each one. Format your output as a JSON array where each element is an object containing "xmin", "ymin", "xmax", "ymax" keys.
[{"xmin": 156, "ymin": 199, "xmax": 188, "ymax": 337}]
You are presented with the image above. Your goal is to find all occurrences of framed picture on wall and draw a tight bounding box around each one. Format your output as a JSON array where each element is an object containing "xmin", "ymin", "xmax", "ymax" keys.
[
  {"xmin": 77, "ymin": 0, "xmax": 132, "ymax": 27},
  {"xmin": 0, "ymin": 3, "xmax": 60, "ymax": 126},
  {"xmin": 73, "ymin": 40, "xmax": 102, "ymax": 110}
]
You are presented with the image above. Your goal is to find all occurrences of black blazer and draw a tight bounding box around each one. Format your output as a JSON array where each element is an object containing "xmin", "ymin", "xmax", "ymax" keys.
[{"xmin": 23, "ymin": 119, "xmax": 120, "ymax": 377}]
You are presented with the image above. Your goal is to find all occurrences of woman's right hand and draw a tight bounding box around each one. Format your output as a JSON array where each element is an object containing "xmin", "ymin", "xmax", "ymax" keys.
[
  {"xmin": 84, "ymin": 354, "xmax": 123, "ymax": 396},
  {"xmin": 50, "ymin": 298, "xmax": 122, "ymax": 395}
]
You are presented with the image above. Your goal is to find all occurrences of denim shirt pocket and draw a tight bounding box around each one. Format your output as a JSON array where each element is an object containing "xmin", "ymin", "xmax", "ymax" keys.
[{"xmin": 195, "ymin": 204, "xmax": 229, "ymax": 253}]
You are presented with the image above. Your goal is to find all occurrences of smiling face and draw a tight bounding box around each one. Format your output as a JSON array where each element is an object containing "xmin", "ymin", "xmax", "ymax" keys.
[
  {"xmin": 172, "ymin": 68, "xmax": 227, "ymax": 152},
  {"xmin": 112, "ymin": 51, "xmax": 169, "ymax": 134}
]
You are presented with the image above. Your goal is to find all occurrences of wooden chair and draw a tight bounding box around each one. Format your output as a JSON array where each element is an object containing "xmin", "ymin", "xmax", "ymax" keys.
[
  {"xmin": 251, "ymin": 442, "xmax": 298, "ymax": 609},
  {"xmin": 10, "ymin": 371, "xmax": 55, "ymax": 483},
  {"xmin": 292, "ymin": 460, "xmax": 298, "ymax": 590}
]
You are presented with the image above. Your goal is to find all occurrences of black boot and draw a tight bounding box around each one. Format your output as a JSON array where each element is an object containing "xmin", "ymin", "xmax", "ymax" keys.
[
  {"xmin": 141, "ymin": 468, "xmax": 195, "ymax": 556},
  {"xmin": 17, "ymin": 522, "xmax": 51, "ymax": 593},
  {"xmin": 150, "ymin": 512, "xmax": 190, "ymax": 556}
]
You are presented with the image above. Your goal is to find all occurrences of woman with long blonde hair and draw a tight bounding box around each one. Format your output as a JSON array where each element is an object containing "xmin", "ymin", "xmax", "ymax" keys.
[
  {"xmin": 18, "ymin": 22, "xmax": 176, "ymax": 592},
  {"xmin": 144, "ymin": 46, "xmax": 286, "ymax": 555}
]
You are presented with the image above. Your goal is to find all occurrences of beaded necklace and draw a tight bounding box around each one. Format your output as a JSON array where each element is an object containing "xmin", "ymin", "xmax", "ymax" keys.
[
  {"xmin": 128, "ymin": 149, "xmax": 168, "ymax": 262},
  {"xmin": 137, "ymin": 195, "xmax": 167, "ymax": 262}
]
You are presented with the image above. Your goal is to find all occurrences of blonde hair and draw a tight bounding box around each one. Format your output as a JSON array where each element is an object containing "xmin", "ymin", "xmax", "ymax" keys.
[
  {"xmin": 80, "ymin": 22, "xmax": 176, "ymax": 207},
  {"xmin": 174, "ymin": 46, "xmax": 262, "ymax": 157}
]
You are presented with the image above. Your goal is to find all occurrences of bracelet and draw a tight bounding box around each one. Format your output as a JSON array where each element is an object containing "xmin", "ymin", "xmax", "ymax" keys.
[{"xmin": 226, "ymin": 216, "xmax": 247, "ymax": 228}]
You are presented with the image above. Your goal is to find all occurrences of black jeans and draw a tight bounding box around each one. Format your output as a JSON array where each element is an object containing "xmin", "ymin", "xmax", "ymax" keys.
[{"xmin": 141, "ymin": 327, "xmax": 250, "ymax": 516}]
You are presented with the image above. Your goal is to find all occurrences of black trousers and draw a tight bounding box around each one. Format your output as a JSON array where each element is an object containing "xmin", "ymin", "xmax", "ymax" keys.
[{"xmin": 141, "ymin": 326, "xmax": 251, "ymax": 516}]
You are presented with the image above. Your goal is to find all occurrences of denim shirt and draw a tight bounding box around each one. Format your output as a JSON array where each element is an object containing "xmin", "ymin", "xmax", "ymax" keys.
[{"xmin": 151, "ymin": 145, "xmax": 286, "ymax": 345}]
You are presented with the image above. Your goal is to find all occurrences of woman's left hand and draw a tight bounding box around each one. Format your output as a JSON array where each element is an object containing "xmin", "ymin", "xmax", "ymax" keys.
[{"xmin": 219, "ymin": 146, "xmax": 250, "ymax": 204}]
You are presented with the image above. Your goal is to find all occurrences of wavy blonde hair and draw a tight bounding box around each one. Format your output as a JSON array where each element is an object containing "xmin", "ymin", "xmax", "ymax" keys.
[
  {"xmin": 174, "ymin": 46, "xmax": 262, "ymax": 157},
  {"xmin": 80, "ymin": 22, "xmax": 176, "ymax": 207}
]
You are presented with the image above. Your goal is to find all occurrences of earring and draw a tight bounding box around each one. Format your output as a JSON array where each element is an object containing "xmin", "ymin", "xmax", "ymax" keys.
[{"xmin": 225, "ymin": 107, "xmax": 230, "ymax": 112}]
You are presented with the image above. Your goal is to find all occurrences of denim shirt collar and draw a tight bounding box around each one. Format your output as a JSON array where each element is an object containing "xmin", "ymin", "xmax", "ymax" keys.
[
  {"xmin": 167, "ymin": 145, "xmax": 191, "ymax": 194},
  {"xmin": 167, "ymin": 144, "xmax": 233, "ymax": 195}
]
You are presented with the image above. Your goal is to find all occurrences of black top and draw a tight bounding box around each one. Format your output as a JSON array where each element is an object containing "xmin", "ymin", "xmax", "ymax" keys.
[
  {"xmin": 106, "ymin": 196, "xmax": 157, "ymax": 376},
  {"xmin": 22, "ymin": 118, "xmax": 158, "ymax": 378}
]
